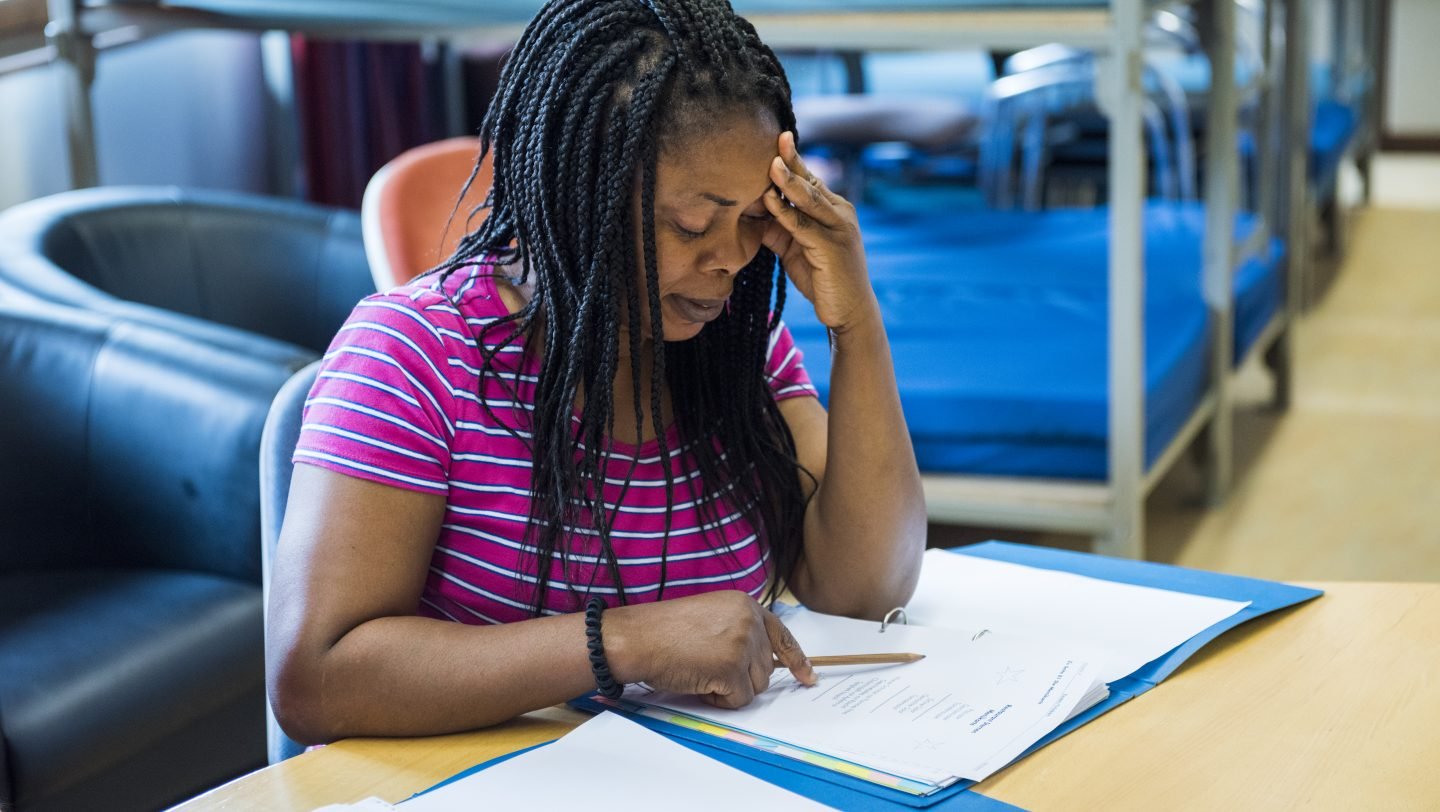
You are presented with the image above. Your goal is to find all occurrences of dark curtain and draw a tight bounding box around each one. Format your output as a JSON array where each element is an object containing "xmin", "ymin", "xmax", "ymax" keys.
[{"xmin": 290, "ymin": 37, "xmax": 448, "ymax": 209}]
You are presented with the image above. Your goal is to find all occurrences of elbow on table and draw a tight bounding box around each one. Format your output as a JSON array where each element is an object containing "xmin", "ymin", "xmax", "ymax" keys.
[{"xmin": 267, "ymin": 650, "xmax": 337, "ymax": 747}]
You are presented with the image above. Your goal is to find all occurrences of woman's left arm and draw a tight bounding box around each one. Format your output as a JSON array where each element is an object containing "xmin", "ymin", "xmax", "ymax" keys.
[{"xmin": 762, "ymin": 132, "xmax": 926, "ymax": 619}]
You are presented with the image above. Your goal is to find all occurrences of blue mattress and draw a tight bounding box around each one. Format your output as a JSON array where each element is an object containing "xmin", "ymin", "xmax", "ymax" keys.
[
  {"xmin": 1091, "ymin": 52, "xmax": 1359, "ymax": 200},
  {"xmin": 782, "ymin": 203, "xmax": 1284, "ymax": 479},
  {"xmin": 1310, "ymin": 98, "xmax": 1358, "ymax": 200}
]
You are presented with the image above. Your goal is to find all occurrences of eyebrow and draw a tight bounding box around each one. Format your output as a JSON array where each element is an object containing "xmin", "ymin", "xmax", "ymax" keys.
[{"xmin": 697, "ymin": 192, "xmax": 738, "ymax": 207}]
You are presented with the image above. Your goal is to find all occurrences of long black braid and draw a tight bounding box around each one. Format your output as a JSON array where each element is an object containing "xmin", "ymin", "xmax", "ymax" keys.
[{"xmin": 436, "ymin": 0, "xmax": 811, "ymax": 616}]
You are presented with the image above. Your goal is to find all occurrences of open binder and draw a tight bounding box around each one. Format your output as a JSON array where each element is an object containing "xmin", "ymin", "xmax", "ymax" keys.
[{"xmin": 415, "ymin": 542, "xmax": 1322, "ymax": 811}]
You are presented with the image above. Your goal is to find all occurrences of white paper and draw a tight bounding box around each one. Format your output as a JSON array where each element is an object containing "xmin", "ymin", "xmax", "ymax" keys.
[
  {"xmin": 626, "ymin": 609, "xmax": 1105, "ymax": 784},
  {"xmin": 313, "ymin": 798, "xmax": 397, "ymax": 812},
  {"xmin": 906, "ymin": 550, "xmax": 1250, "ymax": 684},
  {"xmin": 399, "ymin": 712, "xmax": 833, "ymax": 811}
]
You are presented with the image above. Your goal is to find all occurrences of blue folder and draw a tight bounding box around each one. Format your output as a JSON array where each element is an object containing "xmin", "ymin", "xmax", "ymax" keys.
[
  {"xmin": 417, "ymin": 739, "xmax": 1025, "ymax": 811},
  {"xmin": 420, "ymin": 542, "xmax": 1322, "ymax": 811}
]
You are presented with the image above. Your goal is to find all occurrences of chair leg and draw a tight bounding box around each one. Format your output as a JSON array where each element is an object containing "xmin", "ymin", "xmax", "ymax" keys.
[
  {"xmin": 1265, "ymin": 327, "xmax": 1294, "ymax": 412},
  {"xmin": 1357, "ymin": 151, "xmax": 1374, "ymax": 208},
  {"xmin": 1092, "ymin": 527, "xmax": 1143, "ymax": 560},
  {"xmin": 1205, "ymin": 407, "xmax": 1234, "ymax": 508},
  {"xmin": 1322, "ymin": 198, "xmax": 1341, "ymax": 260}
]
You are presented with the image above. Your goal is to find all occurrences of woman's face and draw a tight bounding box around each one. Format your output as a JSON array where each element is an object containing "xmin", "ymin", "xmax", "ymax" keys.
[{"xmin": 639, "ymin": 107, "xmax": 781, "ymax": 342}]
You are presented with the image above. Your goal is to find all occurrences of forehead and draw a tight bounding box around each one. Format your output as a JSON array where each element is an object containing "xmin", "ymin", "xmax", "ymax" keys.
[{"xmin": 656, "ymin": 109, "xmax": 780, "ymax": 202}]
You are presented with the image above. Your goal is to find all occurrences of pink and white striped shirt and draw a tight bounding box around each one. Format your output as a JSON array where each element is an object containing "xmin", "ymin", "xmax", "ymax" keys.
[{"xmin": 295, "ymin": 264, "xmax": 819, "ymax": 624}]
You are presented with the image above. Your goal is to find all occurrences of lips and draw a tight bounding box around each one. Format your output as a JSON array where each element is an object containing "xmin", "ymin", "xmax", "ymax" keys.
[{"xmin": 667, "ymin": 295, "xmax": 728, "ymax": 324}]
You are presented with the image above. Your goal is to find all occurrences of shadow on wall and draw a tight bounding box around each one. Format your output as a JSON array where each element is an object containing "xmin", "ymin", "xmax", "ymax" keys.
[{"xmin": 0, "ymin": 29, "xmax": 272, "ymax": 210}]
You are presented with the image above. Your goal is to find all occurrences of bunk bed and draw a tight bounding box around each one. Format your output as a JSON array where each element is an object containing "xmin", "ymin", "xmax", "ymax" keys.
[{"xmin": 746, "ymin": 0, "xmax": 1273, "ymax": 559}]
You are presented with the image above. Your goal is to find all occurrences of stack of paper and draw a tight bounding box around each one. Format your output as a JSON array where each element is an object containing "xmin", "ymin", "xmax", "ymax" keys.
[
  {"xmin": 599, "ymin": 549, "xmax": 1250, "ymax": 794},
  {"xmin": 906, "ymin": 550, "xmax": 1252, "ymax": 684},
  {"xmin": 605, "ymin": 609, "xmax": 1108, "ymax": 792}
]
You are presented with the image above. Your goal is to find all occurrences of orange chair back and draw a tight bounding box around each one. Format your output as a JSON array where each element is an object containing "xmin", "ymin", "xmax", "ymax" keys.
[{"xmin": 362, "ymin": 137, "xmax": 493, "ymax": 290}]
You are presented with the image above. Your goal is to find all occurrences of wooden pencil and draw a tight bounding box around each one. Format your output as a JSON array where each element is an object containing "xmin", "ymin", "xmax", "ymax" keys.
[{"xmin": 775, "ymin": 653, "xmax": 925, "ymax": 667}]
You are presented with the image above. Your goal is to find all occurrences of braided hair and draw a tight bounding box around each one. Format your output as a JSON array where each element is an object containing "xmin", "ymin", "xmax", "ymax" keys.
[{"xmin": 437, "ymin": 0, "xmax": 810, "ymax": 616}]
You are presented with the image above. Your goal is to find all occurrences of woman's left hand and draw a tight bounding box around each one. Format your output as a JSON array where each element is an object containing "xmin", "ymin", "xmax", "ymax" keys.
[{"xmin": 761, "ymin": 131, "xmax": 878, "ymax": 334}]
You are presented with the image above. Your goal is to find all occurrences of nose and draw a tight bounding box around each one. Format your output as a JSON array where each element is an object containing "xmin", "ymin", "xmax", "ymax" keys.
[
  {"xmin": 713, "ymin": 259, "xmax": 744, "ymax": 278},
  {"xmin": 710, "ymin": 226, "xmax": 759, "ymax": 277}
]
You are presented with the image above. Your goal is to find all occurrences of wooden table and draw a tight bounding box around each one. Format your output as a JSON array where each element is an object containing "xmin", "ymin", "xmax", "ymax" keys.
[{"xmin": 174, "ymin": 583, "xmax": 1440, "ymax": 811}]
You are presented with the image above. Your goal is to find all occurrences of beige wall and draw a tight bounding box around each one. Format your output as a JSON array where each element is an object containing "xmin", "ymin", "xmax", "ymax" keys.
[{"xmin": 1385, "ymin": 0, "xmax": 1440, "ymax": 137}]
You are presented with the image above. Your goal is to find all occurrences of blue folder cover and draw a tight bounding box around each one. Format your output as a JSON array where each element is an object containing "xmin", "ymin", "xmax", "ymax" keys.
[
  {"xmin": 415, "ymin": 739, "xmax": 1024, "ymax": 811},
  {"xmin": 427, "ymin": 542, "xmax": 1322, "ymax": 811}
]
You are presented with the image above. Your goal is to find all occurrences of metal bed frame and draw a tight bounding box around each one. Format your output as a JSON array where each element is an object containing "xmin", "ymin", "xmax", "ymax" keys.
[
  {"xmin": 1326, "ymin": 0, "xmax": 1381, "ymax": 203},
  {"xmin": 1307, "ymin": 0, "xmax": 1379, "ymax": 291},
  {"xmin": 3, "ymin": 0, "xmax": 1335, "ymax": 559},
  {"xmin": 757, "ymin": 0, "xmax": 1279, "ymax": 560}
]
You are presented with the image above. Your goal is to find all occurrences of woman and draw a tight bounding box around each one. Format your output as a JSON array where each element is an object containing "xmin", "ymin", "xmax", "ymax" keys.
[{"xmin": 268, "ymin": 0, "xmax": 925, "ymax": 745}]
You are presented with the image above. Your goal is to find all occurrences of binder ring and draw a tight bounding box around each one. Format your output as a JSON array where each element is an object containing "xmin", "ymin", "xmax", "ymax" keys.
[{"xmin": 879, "ymin": 607, "xmax": 907, "ymax": 633}]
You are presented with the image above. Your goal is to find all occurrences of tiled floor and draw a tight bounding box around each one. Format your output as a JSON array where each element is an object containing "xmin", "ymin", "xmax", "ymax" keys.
[{"xmin": 932, "ymin": 153, "xmax": 1440, "ymax": 582}]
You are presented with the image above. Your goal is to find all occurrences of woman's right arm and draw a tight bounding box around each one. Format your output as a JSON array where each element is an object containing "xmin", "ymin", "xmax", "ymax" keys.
[{"xmin": 266, "ymin": 464, "xmax": 815, "ymax": 745}]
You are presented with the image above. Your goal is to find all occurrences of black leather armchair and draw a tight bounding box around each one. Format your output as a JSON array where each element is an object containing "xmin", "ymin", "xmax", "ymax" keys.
[
  {"xmin": 0, "ymin": 186, "xmax": 376, "ymax": 371},
  {"xmin": 0, "ymin": 299, "xmax": 291, "ymax": 811}
]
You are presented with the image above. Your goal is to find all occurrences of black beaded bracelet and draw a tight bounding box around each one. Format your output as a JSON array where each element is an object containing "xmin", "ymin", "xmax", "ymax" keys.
[{"xmin": 584, "ymin": 597, "xmax": 623, "ymax": 699}]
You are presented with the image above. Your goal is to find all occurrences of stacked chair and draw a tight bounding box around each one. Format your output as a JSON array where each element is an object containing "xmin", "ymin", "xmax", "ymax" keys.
[
  {"xmin": 981, "ymin": 41, "xmax": 1198, "ymax": 209},
  {"xmin": 784, "ymin": 50, "xmax": 991, "ymax": 203}
]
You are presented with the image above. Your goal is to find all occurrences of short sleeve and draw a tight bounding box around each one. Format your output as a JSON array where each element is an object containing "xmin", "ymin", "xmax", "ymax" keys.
[
  {"xmin": 293, "ymin": 291, "xmax": 468, "ymax": 495},
  {"xmin": 765, "ymin": 320, "xmax": 820, "ymax": 402}
]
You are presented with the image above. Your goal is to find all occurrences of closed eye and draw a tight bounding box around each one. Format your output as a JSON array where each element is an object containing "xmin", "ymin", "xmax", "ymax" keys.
[{"xmin": 673, "ymin": 213, "xmax": 769, "ymax": 240}]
